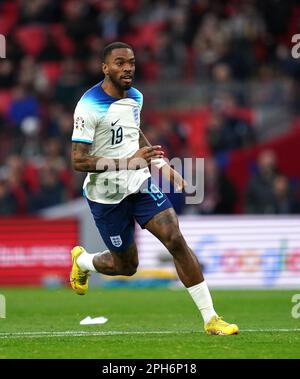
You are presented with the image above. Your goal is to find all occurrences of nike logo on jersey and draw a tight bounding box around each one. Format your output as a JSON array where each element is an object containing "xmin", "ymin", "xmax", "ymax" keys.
[
  {"xmin": 157, "ymin": 199, "xmax": 167, "ymax": 207},
  {"xmin": 111, "ymin": 119, "xmax": 120, "ymax": 126}
]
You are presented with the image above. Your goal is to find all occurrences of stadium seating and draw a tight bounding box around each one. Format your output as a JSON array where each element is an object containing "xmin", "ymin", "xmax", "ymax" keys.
[
  {"xmin": 41, "ymin": 62, "xmax": 61, "ymax": 85},
  {"xmin": 0, "ymin": 90, "xmax": 12, "ymax": 115},
  {"xmin": 15, "ymin": 25, "xmax": 46, "ymax": 56},
  {"xmin": 0, "ymin": 0, "xmax": 299, "ymax": 216}
]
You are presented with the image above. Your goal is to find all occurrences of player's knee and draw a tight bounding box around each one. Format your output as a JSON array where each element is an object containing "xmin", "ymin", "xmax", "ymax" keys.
[{"xmin": 164, "ymin": 230, "xmax": 186, "ymax": 254}]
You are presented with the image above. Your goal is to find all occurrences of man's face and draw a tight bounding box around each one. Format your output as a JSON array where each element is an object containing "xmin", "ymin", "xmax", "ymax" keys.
[{"xmin": 102, "ymin": 48, "xmax": 135, "ymax": 90}]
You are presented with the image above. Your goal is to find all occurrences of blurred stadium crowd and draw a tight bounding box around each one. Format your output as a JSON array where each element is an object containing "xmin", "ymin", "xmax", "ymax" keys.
[{"xmin": 0, "ymin": 0, "xmax": 300, "ymax": 216}]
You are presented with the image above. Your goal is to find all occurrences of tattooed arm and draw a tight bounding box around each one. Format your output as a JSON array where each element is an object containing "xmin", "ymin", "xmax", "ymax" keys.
[
  {"xmin": 72, "ymin": 142, "xmax": 108, "ymax": 173},
  {"xmin": 139, "ymin": 132, "xmax": 148, "ymax": 148},
  {"xmin": 71, "ymin": 142, "xmax": 164, "ymax": 173}
]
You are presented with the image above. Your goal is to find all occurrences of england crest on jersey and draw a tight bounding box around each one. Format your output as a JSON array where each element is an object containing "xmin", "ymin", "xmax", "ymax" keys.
[
  {"xmin": 110, "ymin": 235, "xmax": 123, "ymax": 247},
  {"xmin": 132, "ymin": 106, "xmax": 140, "ymax": 126}
]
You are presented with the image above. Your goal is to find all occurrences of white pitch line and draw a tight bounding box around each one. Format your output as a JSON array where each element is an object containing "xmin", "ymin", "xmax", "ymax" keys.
[
  {"xmin": 0, "ymin": 329, "xmax": 299, "ymax": 339},
  {"xmin": 0, "ymin": 330, "xmax": 195, "ymax": 339}
]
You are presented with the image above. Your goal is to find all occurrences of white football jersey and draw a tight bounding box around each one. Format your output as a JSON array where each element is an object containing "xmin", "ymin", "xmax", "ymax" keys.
[{"xmin": 72, "ymin": 82, "xmax": 151, "ymax": 204}]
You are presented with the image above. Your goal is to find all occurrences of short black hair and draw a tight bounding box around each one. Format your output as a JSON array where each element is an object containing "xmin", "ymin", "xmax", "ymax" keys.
[{"xmin": 102, "ymin": 42, "xmax": 133, "ymax": 62}]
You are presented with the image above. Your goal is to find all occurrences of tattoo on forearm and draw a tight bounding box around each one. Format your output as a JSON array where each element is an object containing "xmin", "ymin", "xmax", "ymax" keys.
[
  {"xmin": 139, "ymin": 131, "xmax": 150, "ymax": 148},
  {"xmin": 72, "ymin": 142, "xmax": 119, "ymax": 172},
  {"xmin": 139, "ymin": 134, "xmax": 146, "ymax": 148}
]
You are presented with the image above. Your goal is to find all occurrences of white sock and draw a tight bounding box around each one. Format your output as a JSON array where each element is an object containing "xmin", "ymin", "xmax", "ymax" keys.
[
  {"xmin": 187, "ymin": 281, "xmax": 218, "ymax": 324},
  {"xmin": 77, "ymin": 250, "xmax": 103, "ymax": 272}
]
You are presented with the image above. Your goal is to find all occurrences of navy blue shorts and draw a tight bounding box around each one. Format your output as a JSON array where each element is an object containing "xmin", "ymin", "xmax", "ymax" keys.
[{"xmin": 87, "ymin": 177, "xmax": 173, "ymax": 252}]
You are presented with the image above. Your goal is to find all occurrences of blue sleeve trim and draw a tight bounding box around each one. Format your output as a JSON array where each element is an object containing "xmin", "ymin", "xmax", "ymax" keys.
[
  {"xmin": 72, "ymin": 138, "xmax": 92, "ymax": 144},
  {"xmin": 128, "ymin": 87, "xmax": 143, "ymax": 109}
]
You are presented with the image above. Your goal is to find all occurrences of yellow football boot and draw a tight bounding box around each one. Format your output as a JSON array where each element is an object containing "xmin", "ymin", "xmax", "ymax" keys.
[
  {"xmin": 204, "ymin": 316, "xmax": 239, "ymax": 336},
  {"xmin": 70, "ymin": 246, "xmax": 89, "ymax": 295}
]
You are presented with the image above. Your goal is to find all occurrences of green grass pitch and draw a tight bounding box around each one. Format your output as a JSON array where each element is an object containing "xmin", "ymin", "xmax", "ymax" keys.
[{"xmin": 0, "ymin": 288, "xmax": 299, "ymax": 358}]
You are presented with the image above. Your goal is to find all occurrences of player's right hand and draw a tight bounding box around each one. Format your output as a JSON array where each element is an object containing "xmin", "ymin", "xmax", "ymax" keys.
[{"xmin": 128, "ymin": 146, "xmax": 164, "ymax": 169}]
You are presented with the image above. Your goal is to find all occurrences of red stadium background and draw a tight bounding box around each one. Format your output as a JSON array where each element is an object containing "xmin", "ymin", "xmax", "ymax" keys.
[{"xmin": 0, "ymin": 218, "xmax": 78, "ymax": 285}]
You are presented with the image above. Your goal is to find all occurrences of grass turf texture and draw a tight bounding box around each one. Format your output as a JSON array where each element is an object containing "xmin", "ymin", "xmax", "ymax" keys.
[{"xmin": 0, "ymin": 288, "xmax": 299, "ymax": 358}]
